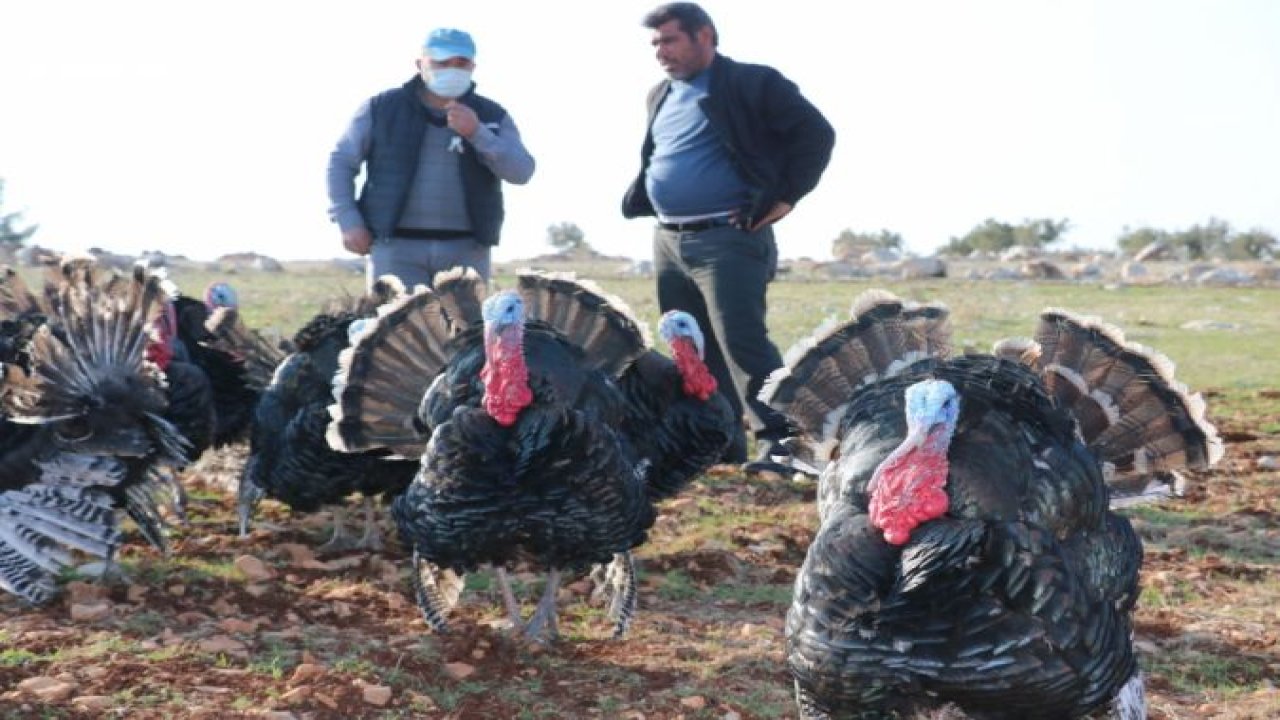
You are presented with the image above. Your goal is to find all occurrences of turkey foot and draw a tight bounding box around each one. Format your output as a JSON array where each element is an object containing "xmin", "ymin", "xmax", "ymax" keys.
[{"xmin": 522, "ymin": 569, "xmax": 562, "ymax": 644}]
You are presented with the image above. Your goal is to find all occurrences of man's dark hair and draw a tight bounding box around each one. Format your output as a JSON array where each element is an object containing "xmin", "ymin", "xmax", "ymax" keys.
[{"xmin": 642, "ymin": 2, "xmax": 718, "ymax": 46}]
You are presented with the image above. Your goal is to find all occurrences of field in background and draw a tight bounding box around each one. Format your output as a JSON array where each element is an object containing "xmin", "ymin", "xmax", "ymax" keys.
[{"xmin": 1, "ymin": 263, "xmax": 1276, "ymax": 719}]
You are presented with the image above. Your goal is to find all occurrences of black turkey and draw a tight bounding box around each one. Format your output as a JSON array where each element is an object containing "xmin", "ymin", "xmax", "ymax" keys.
[
  {"xmin": 762, "ymin": 289, "xmax": 1222, "ymax": 720},
  {"xmin": 617, "ymin": 309, "xmax": 737, "ymax": 502},
  {"xmin": 155, "ymin": 281, "xmax": 260, "ymax": 452},
  {"xmin": 201, "ymin": 281, "xmax": 290, "ymax": 395},
  {"xmin": 238, "ymin": 278, "xmax": 416, "ymax": 550},
  {"xmin": 0, "ymin": 260, "xmax": 189, "ymax": 603},
  {"xmin": 329, "ymin": 268, "xmax": 664, "ymax": 642}
]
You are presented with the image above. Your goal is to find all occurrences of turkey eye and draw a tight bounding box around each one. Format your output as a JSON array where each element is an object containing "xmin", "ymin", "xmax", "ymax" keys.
[{"xmin": 55, "ymin": 418, "xmax": 94, "ymax": 442}]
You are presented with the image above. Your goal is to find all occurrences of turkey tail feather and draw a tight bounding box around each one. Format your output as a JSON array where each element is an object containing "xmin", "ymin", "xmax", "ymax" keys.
[
  {"xmin": 204, "ymin": 307, "xmax": 288, "ymax": 392},
  {"xmin": 1033, "ymin": 308, "xmax": 1223, "ymax": 494},
  {"xmin": 0, "ymin": 266, "xmax": 45, "ymax": 318},
  {"xmin": 328, "ymin": 287, "xmax": 454, "ymax": 457},
  {"xmin": 0, "ymin": 483, "xmax": 122, "ymax": 605},
  {"xmin": 431, "ymin": 266, "xmax": 486, "ymax": 332},
  {"xmin": 762, "ymin": 289, "xmax": 952, "ymax": 446},
  {"xmin": 516, "ymin": 270, "xmax": 651, "ymax": 376},
  {"xmin": 2, "ymin": 262, "xmax": 168, "ymax": 422}
]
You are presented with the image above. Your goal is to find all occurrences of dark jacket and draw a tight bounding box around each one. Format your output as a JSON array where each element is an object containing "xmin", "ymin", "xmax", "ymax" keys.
[
  {"xmin": 622, "ymin": 54, "xmax": 835, "ymax": 227},
  {"xmin": 359, "ymin": 76, "xmax": 508, "ymax": 246}
]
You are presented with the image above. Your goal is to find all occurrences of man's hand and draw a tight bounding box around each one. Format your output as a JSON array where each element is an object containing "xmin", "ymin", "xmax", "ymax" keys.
[
  {"xmin": 749, "ymin": 201, "xmax": 793, "ymax": 231},
  {"xmin": 445, "ymin": 101, "xmax": 480, "ymax": 139},
  {"xmin": 343, "ymin": 227, "xmax": 373, "ymax": 256}
]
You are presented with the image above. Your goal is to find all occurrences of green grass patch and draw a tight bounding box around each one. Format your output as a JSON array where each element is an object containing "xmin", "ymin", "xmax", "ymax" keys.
[{"xmin": 1145, "ymin": 651, "xmax": 1274, "ymax": 697}]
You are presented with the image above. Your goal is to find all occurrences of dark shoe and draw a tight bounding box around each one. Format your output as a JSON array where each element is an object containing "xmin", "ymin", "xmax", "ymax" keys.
[{"xmin": 742, "ymin": 440, "xmax": 795, "ymax": 477}]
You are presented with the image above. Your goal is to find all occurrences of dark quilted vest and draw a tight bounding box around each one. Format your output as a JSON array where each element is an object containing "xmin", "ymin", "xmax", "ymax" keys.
[{"xmin": 358, "ymin": 76, "xmax": 507, "ymax": 246}]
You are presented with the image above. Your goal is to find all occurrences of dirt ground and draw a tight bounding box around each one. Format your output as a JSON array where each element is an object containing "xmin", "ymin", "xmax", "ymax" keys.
[{"xmin": 1, "ymin": 401, "xmax": 1277, "ymax": 719}]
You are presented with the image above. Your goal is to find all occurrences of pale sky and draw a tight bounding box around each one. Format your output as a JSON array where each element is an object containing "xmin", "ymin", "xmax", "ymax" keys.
[{"xmin": 2, "ymin": 0, "xmax": 1278, "ymax": 262}]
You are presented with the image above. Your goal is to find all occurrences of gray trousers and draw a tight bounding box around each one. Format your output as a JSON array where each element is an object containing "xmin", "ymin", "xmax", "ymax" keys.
[
  {"xmin": 652, "ymin": 223, "xmax": 790, "ymax": 461},
  {"xmin": 367, "ymin": 236, "xmax": 491, "ymax": 290}
]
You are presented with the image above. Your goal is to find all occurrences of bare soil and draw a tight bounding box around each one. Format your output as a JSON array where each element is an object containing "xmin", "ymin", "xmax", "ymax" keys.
[{"xmin": 1, "ymin": 399, "xmax": 1277, "ymax": 719}]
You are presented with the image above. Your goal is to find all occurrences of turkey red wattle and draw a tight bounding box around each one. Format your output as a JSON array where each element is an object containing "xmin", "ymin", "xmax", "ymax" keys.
[
  {"xmin": 671, "ymin": 336, "xmax": 717, "ymax": 401},
  {"xmin": 145, "ymin": 302, "xmax": 178, "ymax": 370},
  {"xmin": 480, "ymin": 324, "xmax": 533, "ymax": 426},
  {"xmin": 868, "ymin": 429, "xmax": 951, "ymax": 546}
]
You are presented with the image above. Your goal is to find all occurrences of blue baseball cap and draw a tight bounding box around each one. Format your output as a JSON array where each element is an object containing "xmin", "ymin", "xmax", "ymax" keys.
[{"xmin": 424, "ymin": 28, "xmax": 476, "ymax": 61}]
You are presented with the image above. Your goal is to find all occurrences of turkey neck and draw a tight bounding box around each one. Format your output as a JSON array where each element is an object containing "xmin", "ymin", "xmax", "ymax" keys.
[
  {"xmin": 480, "ymin": 322, "xmax": 533, "ymax": 426},
  {"xmin": 868, "ymin": 423, "xmax": 952, "ymax": 545},
  {"xmin": 671, "ymin": 336, "xmax": 716, "ymax": 401}
]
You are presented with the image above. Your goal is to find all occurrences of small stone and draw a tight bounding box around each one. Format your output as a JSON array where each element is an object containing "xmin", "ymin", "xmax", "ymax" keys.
[
  {"xmin": 72, "ymin": 695, "xmax": 113, "ymax": 712},
  {"xmin": 197, "ymin": 635, "xmax": 247, "ymax": 654},
  {"xmin": 234, "ymin": 555, "xmax": 275, "ymax": 582},
  {"xmin": 210, "ymin": 597, "xmax": 238, "ymax": 616},
  {"xmin": 17, "ymin": 677, "xmax": 77, "ymax": 702},
  {"xmin": 680, "ymin": 695, "xmax": 707, "ymax": 710},
  {"xmin": 126, "ymin": 584, "xmax": 148, "ymax": 603},
  {"xmin": 70, "ymin": 602, "xmax": 111, "ymax": 622},
  {"xmin": 177, "ymin": 611, "xmax": 212, "ymax": 626},
  {"xmin": 279, "ymin": 686, "xmax": 311, "ymax": 705},
  {"xmin": 289, "ymin": 663, "xmax": 326, "ymax": 685},
  {"xmin": 276, "ymin": 543, "xmax": 317, "ymax": 566},
  {"xmin": 65, "ymin": 581, "xmax": 109, "ymax": 605},
  {"xmin": 361, "ymin": 683, "xmax": 393, "ymax": 706},
  {"xmin": 444, "ymin": 662, "xmax": 476, "ymax": 680},
  {"xmin": 218, "ymin": 618, "xmax": 257, "ymax": 634}
]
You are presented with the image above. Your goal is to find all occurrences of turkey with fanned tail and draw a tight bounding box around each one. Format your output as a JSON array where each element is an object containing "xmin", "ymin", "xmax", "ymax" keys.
[
  {"xmin": 330, "ymin": 268, "xmax": 694, "ymax": 642},
  {"xmin": 0, "ymin": 260, "xmax": 189, "ymax": 604},
  {"xmin": 237, "ymin": 278, "xmax": 417, "ymax": 550},
  {"xmin": 762, "ymin": 289, "xmax": 1222, "ymax": 720}
]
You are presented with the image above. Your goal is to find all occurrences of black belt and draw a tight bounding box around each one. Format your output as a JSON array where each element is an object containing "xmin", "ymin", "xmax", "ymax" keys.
[
  {"xmin": 658, "ymin": 216, "xmax": 736, "ymax": 232},
  {"xmin": 393, "ymin": 228, "xmax": 473, "ymax": 240}
]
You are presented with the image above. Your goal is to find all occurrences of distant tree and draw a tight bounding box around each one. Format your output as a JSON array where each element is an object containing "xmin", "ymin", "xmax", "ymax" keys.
[
  {"xmin": 0, "ymin": 179, "xmax": 39, "ymax": 249},
  {"xmin": 1116, "ymin": 226, "xmax": 1169, "ymax": 257},
  {"xmin": 546, "ymin": 221, "xmax": 587, "ymax": 253},
  {"xmin": 1171, "ymin": 217, "xmax": 1232, "ymax": 260},
  {"xmin": 1226, "ymin": 228, "xmax": 1277, "ymax": 260},
  {"xmin": 831, "ymin": 229, "xmax": 902, "ymax": 260},
  {"xmin": 1116, "ymin": 218, "xmax": 1275, "ymax": 260},
  {"xmin": 941, "ymin": 217, "xmax": 1069, "ymax": 256}
]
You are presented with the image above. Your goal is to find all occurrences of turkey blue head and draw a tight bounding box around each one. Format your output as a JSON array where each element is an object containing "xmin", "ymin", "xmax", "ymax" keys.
[
  {"xmin": 479, "ymin": 290, "xmax": 533, "ymax": 426},
  {"xmin": 204, "ymin": 282, "xmax": 239, "ymax": 310},
  {"xmin": 659, "ymin": 310, "xmax": 717, "ymax": 401},
  {"xmin": 868, "ymin": 378, "xmax": 959, "ymax": 545}
]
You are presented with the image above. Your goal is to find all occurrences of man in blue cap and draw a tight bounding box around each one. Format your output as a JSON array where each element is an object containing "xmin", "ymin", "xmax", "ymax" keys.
[{"xmin": 327, "ymin": 28, "xmax": 536, "ymax": 287}]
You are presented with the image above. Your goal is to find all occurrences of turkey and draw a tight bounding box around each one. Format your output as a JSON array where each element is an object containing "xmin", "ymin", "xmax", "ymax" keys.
[
  {"xmin": 329, "ymin": 268, "xmax": 667, "ymax": 642},
  {"xmin": 616, "ymin": 309, "xmax": 737, "ymax": 502},
  {"xmin": 762, "ymin": 289, "xmax": 1222, "ymax": 720},
  {"xmin": 0, "ymin": 260, "xmax": 189, "ymax": 603},
  {"xmin": 237, "ymin": 277, "xmax": 416, "ymax": 550},
  {"xmin": 165, "ymin": 283, "xmax": 260, "ymax": 449},
  {"xmin": 201, "ymin": 280, "xmax": 290, "ymax": 394}
]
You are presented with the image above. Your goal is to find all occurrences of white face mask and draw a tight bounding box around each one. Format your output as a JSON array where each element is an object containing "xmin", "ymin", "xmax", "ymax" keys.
[{"xmin": 424, "ymin": 68, "xmax": 472, "ymax": 99}]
